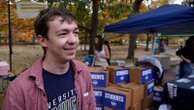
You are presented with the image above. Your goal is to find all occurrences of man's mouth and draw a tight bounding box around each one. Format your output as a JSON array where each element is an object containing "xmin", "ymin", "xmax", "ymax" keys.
[{"xmin": 63, "ymin": 47, "xmax": 76, "ymax": 51}]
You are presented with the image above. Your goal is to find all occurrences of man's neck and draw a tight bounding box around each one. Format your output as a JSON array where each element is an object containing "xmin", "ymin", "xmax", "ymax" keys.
[{"xmin": 43, "ymin": 56, "xmax": 70, "ymax": 75}]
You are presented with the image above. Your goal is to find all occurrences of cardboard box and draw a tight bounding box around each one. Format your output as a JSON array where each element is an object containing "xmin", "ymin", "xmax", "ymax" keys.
[
  {"xmin": 94, "ymin": 88, "xmax": 104, "ymax": 106},
  {"xmin": 129, "ymin": 102, "xmax": 142, "ymax": 110},
  {"xmin": 104, "ymin": 107, "xmax": 114, "ymax": 110},
  {"xmin": 90, "ymin": 67, "xmax": 105, "ymax": 71},
  {"xmin": 118, "ymin": 83, "xmax": 144, "ymax": 106},
  {"xmin": 107, "ymin": 66, "xmax": 130, "ymax": 84},
  {"xmin": 90, "ymin": 67, "xmax": 109, "ymax": 87},
  {"xmin": 129, "ymin": 67, "xmax": 153, "ymax": 84},
  {"xmin": 142, "ymin": 95, "xmax": 153, "ymax": 109},
  {"xmin": 103, "ymin": 86, "xmax": 132, "ymax": 110}
]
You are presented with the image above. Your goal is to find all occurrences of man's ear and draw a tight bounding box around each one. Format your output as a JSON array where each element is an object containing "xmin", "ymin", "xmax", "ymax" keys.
[{"xmin": 36, "ymin": 35, "xmax": 48, "ymax": 47}]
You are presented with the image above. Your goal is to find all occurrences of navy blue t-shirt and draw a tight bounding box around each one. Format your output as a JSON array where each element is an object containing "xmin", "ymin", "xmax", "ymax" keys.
[{"xmin": 43, "ymin": 64, "xmax": 77, "ymax": 110}]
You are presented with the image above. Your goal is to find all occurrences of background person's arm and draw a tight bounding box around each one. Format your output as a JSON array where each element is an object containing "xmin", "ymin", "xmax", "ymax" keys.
[
  {"xmin": 103, "ymin": 45, "xmax": 110, "ymax": 59},
  {"xmin": 180, "ymin": 55, "xmax": 191, "ymax": 63}
]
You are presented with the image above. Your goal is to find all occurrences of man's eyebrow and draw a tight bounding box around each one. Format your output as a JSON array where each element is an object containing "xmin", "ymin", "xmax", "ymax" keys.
[
  {"xmin": 74, "ymin": 27, "xmax": 79, "ymax": 31},
  {"xmin": 56, "ymin": 29, "xmax": 68, "ymax": 34},
  {"xmin": 56, "ymin": 27, "xmax": 79, "ymax": 33}
]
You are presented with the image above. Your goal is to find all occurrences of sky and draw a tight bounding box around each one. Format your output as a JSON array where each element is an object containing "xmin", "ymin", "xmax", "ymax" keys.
[
  {"xmin": 169, "ymin": 0, "xmax": 184, "ymax": 4},
  {"xmin": 144, "ymin": 0, "xmax": 184, "ymax": 6}
]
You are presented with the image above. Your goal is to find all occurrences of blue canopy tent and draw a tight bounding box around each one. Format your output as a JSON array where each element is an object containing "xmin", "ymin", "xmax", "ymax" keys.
[{"xmin": 104, "ymin": 4, "xmax": 194, "ymax": 35}]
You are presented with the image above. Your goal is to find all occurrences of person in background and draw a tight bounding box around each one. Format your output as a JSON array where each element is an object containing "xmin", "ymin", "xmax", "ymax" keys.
[
  {"xmin": 159, "ymin": 39, "xmax": 167, "ymax": 53},
  {"xmin": 104, "ymin": 40, "xmax": 111, "ymax": 65},
  {"xmin": 2, "ymin": 8, "xmax": 96, "ymax": 110},
  {"xmin": 94, "ymin": 35, "xmax": 110, "ymax": 67},
  {"xmin": 176, "ymin": 36, "xmax": 194, "ymax": 78}
]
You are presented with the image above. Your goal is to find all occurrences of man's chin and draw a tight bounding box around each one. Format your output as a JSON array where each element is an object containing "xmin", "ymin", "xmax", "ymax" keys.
[
  {"xmin": 65, "ymin": 54, "xmax": 76, "ymax": 60},
  {"xmin": 59, "ymin": 57, "xmax": 75, "ymax": 63}
]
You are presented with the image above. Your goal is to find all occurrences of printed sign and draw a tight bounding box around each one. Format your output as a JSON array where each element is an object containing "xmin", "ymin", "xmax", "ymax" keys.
[
  {"xmin": 141, "ymin": 68, "xmax": 153, "ymax": 84},
  {"xmin": 91, "ymin": 72, "xmax": 107, "ymax": 87},
  {"xmin": 114, "ymin": 69, "xmax": 129, "ymax": 83},
  {"xmin": 167, "ymin": 83, "xmax": 178, "ymax": 99},
  {"xmin": 94, "ymin": 89, "xmax": 104, "ymax": 105},
  {"xmin": 103, "ymin": 91, "xmax": 126, "ymax": 110},
  {"xmin": 147, "ymin": 81, "xmax": 154, "ymax": 96}
]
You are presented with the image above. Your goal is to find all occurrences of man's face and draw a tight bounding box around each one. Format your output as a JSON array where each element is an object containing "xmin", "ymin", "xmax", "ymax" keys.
[{"xmin": 43, "ymin": 16, "xmax": 79, "ymax": 62}]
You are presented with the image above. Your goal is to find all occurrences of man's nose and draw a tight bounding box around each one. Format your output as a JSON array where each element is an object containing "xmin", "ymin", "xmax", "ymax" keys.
[{"xmin": 67, "ymin": 33, "xmax": 78, "ymax": 44}]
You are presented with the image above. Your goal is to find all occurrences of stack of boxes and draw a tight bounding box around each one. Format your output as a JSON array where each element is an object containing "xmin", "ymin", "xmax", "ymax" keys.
[
  {"xmin": 107, "ymin": 66, "xmax": 130, "ymax": 84},
  {"xmin": 129, "ymin": 67, "xmax": 154, "ymax": 110},
  {"xmin": 90, "ymin": 66, "xmax": 155, "ymax": 110},
  {"xmin": 117, "ymin": 83, "xmax": 144, "ymax": 110},
  {"xmin": 103, "ymin": 86, "xmax": 132, "ymax": 110},
  {"xmin": 90, "ymin": 67, "xmax": 109, "ymax": 109}
]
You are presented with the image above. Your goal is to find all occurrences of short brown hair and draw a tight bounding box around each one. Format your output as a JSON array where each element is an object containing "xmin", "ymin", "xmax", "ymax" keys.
[{"xmin": 34, "ymin": 8, "xmax": 77, "ymax": 38}]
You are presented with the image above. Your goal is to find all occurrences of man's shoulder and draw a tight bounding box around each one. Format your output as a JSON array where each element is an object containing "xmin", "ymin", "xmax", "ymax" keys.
[
  {"xmin": 72, "ymin": 59, "xmax": 90, "ymax": 76},
  {"xmin": 10, "ymin": 68, "xmax": 34, "ymax": 89},
  {"xmin": 12, "ymin": 57, "xmax": 42, "ymax": 84},
  {"xmin": 72, "ymin": 59, "xmax": 88, "ymax": 69}
]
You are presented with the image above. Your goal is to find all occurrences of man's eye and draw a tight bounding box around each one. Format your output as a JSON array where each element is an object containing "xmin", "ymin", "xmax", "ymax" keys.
[
  {"xmin": 74, "ymin": 31, "xmax": 79, "ymax": 35},
  {"xmin": 58, "ymin": 33, "xmax": 67, "ymax": 36}
]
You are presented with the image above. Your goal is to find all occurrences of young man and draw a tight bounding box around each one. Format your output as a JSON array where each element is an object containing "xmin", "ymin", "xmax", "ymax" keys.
[{"xmin": 2, "ymin": 8, "xmax": 96, "ymax": 110}]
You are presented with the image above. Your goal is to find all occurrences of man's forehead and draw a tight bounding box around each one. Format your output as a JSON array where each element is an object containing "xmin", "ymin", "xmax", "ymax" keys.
[
  {"xmin": 49, "ymin": 16, "xmax": 77, "ymax": 25},
  {"xmin": 48, "ymin": 17, "xmax": 78, "ymax": 30}
]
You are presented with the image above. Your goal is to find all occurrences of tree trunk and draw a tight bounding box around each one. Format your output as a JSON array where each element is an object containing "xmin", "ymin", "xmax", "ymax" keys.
[
  {"xmin": 127, "ymin": 34, "xmax": 136, "ymax": 60},
  {"xmin": 89, "ymin": 0, "xmax": 99, "ymax": 54},
  {"xmin": 127, "ymin": 0, "xmax": 143, "ymax": 60},
  {"xmin": 132, "ymin": 0, "xmax": 144, "ymax": 12}
]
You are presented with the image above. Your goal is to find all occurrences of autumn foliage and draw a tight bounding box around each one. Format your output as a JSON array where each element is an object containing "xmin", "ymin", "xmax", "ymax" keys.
[{"xmin": 0, "ymin": 1, "xmax": 34, "ymax": 44}]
